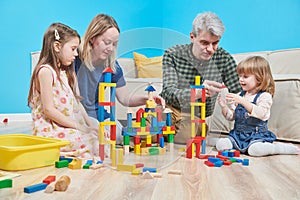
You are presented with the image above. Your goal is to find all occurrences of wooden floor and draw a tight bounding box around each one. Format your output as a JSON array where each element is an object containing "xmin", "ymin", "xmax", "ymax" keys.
[{"xmin": 1, "ymin": 122, "xmax": 300, "ymax": 200}]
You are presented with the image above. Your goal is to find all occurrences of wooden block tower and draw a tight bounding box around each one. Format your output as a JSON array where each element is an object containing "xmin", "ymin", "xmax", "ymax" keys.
[
  {"xmin": 186, "ymin": 76, "xmax": 207, "ymax": 158},
  {"xmin": 98, "ymin": 68, "xmax": 117, "ymax": 161},
  {"xmin": 122, "ymin": 84, "xmax": 175, "ymax": 155}
]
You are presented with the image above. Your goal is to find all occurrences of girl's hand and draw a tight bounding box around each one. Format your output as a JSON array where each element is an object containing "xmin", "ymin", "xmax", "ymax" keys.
[
  {"xmin": 226, "ymin": 93, "xmax": 243, "ymax": 105},
  {"xmin": 217, "ymin": 93, "xmax": 227, "ymax": 108},
  {"xmin": 78, "ymin": 124, "xmax": 90, "ymax": 133}
]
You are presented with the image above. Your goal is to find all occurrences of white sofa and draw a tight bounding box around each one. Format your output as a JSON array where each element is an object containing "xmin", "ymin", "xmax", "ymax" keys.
[{"xmin": 117, "ymin": 48, "xmax": 300, "ymax": 143}]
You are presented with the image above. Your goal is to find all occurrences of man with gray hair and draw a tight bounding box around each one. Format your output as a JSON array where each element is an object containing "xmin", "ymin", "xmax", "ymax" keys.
[{"xmin": 160, "ymin": 11, "xmax": 241, "ymax": 144}]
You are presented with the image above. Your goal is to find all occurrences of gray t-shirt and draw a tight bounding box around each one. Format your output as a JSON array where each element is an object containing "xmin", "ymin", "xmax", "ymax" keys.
[{"xmin": 76, "ymin": 60, "xmax": 126, "ymax": 120}]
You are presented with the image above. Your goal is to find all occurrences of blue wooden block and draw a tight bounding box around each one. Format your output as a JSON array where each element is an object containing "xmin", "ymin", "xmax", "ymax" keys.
[
  {"xmin": 221, "ymin": 151, "xmax": 229, "ymax": 157},
  {"xmin": 242, "ymin": 159, "xmax": 249, "ymax": 166},
  {"xmin": 96, "ymin": 160, "xmax": 103, "ymax": 164},
  {"xmin": 214, "ymin": 161, "xmax": 224, "ymax": 167},
  {"xmin": 228, "ymin": 151, "xmax": 235, "ymax": 157},
  {"xmin": 159, "ymin": 137, "xmax": 164, "ymax": 148},
  {"xmin": 143, "ymin": 167, "xmax": 157, "ymax": 173},
  {"xmin": 24, "ymin": 183, "xmax": 47, "ymax": 193},
  {"xmin": 166, "ymin": 113, "xmax": 172, "ymax": 126},
  {"xmin": 208, "ymin": 157, "xmax": 220, "ymax": 163}
]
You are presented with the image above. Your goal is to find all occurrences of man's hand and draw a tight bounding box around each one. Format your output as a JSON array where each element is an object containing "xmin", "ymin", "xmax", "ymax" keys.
[{"xmin": 203, "ymin": 80, "xmax": 223, "ymax": 97}]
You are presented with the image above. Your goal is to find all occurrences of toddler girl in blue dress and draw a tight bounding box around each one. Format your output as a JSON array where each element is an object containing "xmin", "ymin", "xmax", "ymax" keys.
[{"xmin": 216, "ymin": 56, "xmax": 299, "ymax": 156}]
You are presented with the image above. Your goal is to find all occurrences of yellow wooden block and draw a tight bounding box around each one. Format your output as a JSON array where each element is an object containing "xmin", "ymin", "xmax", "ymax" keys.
[
  {"xmin": 98, "ymin": 124, "xmax": 105, "ymax": 144},
  {"xmin": 190, "ymin": 102, "xmax": 205, "ymax": 107},
  {"xmin": 68, "ymin": 158, "xmax": 82, "ymax": 170},
  {"xmin": 162, "ymin": 130, "xmax": 175, "ymax": 135},
  {"xmin": 132, "ymin": 122, "xmax": 141, "ymax": 128},
  {"xmin": 132, "ymin": 169, "xmax": 141, "ymax": 175},
  {"xmin": 101, "ymin": 83, "xmax": 116, "ymax": 87},
  {"xmin": 146, "ymin": 100, "xmax": 156, "ymax": 108},
  {"xmin": 191, "ymin": 123, "xmax": 196, "ymax": 137},
  {"xmin": 134, "ymin": 144, "xmax": 141, "ymax": 154},
  {"xmin": 201, "ymin": 105, "xmax": 206, "ymax": 119},
  {"xmin": 117, "ymin": 164, "xmax": 136, "ymax": 172},
  {"xmin": 99, "ymin": 85, "xmax": 105, "ymax": 102},
  {"xmin": 117, "ymin": 149, "xmax": 123, "ymax": 164},
  {"xmin": 201, "ymin": 123, "xmax": 206, "ymax": 137},
  {"xmin": 146, "ymin": 135, "xmax": 151, "ymax": 145},
  {"xmin": 195, "ymin": 76, "xmax": 200, "ymax": 85},
  {"xmin": 111, "ymin": 148, "xmax": 116, "ymax": 167},
  {"xmin": 137, "ymin": 131, "xmax": 150, "ymax": 136},
  {"xmin": 178, "ymin": 147, "xmax": 186, "ymax": 152},
  {"xmin": 143, "ymin": 111, "xmax": 157, "ymax": 118},
  {"xmin": 100, "ymin": 121, "xmax": 116, "ymax": 126}
]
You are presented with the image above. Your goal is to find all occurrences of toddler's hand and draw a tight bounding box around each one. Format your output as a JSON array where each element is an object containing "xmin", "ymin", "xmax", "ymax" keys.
[
  {"xmin": 226, "ymin": 93, "xmax": 242, "ymax": 105},
  {"xmin": 217, "ymin": 94, "xmax": 227, "ymax": 108}
]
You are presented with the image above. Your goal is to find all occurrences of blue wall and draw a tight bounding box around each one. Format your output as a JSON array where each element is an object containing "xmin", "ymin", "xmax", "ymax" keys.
[{"xmin": 1, "ymin": 0, "xmax": 299, "ymax": 114}]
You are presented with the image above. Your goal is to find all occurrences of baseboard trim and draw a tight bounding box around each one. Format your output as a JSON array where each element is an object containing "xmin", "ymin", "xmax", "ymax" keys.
[{"xmin": 0, "ymin": 113, "xmax": 32, "ymax": 122}]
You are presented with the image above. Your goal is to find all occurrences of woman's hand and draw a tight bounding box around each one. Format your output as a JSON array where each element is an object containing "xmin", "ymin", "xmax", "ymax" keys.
[{"xmin": 153, "ymin": 95, "xmax": 166, "ymax": 108}]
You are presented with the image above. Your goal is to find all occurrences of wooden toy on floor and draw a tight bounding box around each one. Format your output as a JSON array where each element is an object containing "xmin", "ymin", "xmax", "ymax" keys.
[{"xmin": 55, "ymin": 176, "xmax": 71, "ymax": 192}]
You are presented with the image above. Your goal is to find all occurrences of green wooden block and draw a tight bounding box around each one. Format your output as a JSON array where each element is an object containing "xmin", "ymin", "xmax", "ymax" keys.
[
  {"xmin": 0, "ymin": 179, "xmax": 12, "ymax": 189},
  {"xmin": 168, "ymin": 134, "xmax": 174, "ymax": 143},
  {"xmin": 124, "ymin": 136, "xmax": 130, "ymax": 145},
  {"xmin": 83, "ymin": 164, "xmax": 92, "ymax": 169},
  {"xmin": 149, "ymin": 147, "xmax": 159, "ymax": 155},
  {"xmin": 55, "ymin": 160, "xmax": 69, "ymax": 168},
  {"xmin": 141, "ymin": 118, "xmax": 146, "ymax": 127}
]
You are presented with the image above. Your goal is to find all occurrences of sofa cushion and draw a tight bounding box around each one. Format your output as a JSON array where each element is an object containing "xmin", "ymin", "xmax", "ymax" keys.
[
  {"xmin": 117, "ymin": 58, "xmax": 137, "ymax": 78},
  {"xmin": 269, "ymin": 49, "xmax": 300, "ymax": 74},
  {"xmin": 268, "ymin": 74, "xmax": 300, "ymax": 142},
  {"xmin": 133, "ymin": 52, "xmax": 162, "ymax": 78}
]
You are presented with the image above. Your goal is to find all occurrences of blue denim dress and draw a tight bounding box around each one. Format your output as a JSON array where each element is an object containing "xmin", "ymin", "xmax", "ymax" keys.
[{"xmin": 229, "ymin": 91, "xmax": 276, "ymax": 153}]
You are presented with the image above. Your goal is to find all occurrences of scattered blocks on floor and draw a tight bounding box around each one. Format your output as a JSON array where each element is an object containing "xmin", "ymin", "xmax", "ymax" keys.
[{"xmin": 201, "ymin": 149, "xmax": 250, "ymax": 168}]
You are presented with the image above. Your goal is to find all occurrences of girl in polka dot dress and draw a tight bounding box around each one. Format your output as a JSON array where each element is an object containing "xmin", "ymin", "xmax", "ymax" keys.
[{"xmin": 28, "ymin": 23, "xmax": 99, "ymax": 158}]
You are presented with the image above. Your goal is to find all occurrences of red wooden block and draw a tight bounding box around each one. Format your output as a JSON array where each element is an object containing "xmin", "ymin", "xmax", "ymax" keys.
[
  {"xmin": 135, "ymin": 163, "xmax": 144, "ymax": 168},
  {"xmin": 223, "ymin": 161, "xmax": 233, "ymax": 166},
  {"xmin": 234, "ymin": 150, "xmax": 240, "ymax": 157},
  {"xmin": 216, "ymin": 155, "xmax": 229, "ymax": 161},
  {"xmin": 43, "ymin": 175, "xmax": 56, "ymax": 184},
  {"xmin": 204, "ymin": 160, "xmax": 215, "ymax": 167},
  {"xmin": 197, "ymin": 154, "xmax": 209, "ymax": 159}
]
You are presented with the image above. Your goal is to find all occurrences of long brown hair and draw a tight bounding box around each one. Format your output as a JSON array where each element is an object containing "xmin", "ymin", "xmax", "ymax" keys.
[
  {"xmin": 79, "ymin": 14, "xmax": 120, "ymax": 71},
  {"xmin": 28, "ymin": 23, "xmax": 80, "ymax": 106},
  {"xmin": 237, "ymin": 56, "xmax": 275, "ymax": 97}
]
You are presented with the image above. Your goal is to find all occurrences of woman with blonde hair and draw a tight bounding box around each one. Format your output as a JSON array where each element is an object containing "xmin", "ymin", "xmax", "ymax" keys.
[{"xmin": 76, "ymin": 14, "xmax": 165, "ymax": 143}]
